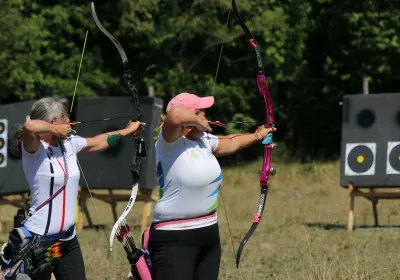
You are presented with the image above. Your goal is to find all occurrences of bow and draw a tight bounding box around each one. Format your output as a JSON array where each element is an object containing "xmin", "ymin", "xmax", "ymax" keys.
[
  {"xmin": 231, "ymin": 0, "xmax": 277, "ymax": 268},
  {"xmin": 91, "ymin": 2, "xmax": 146, "ymax": 253}
]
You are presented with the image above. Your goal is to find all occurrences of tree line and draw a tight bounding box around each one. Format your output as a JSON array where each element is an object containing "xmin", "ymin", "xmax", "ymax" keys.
[{"xmin": 1, "ymin": 0, "xmax": 400, "ymax": 161}]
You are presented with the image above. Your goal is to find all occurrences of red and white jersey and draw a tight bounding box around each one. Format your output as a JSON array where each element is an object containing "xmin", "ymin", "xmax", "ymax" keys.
[{"xmin": 22, "ymin": 136, "xmax": 87, "ymax": 236}]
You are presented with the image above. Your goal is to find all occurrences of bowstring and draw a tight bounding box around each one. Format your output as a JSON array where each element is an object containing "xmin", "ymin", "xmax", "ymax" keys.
[
  {"xmin": 212, "ymin": 8, "xmax": 244, "ymax": 279},
  {"xmin": 70, "ymin": 30, "xmax": 110, "ymax": 247},
  {"xmin": 211, "ymin": 10, "xmax": 231, "ymax": 96},
  {"xmin": 70, "ymin": 31, "xmax": 88, "ymax": 115}
]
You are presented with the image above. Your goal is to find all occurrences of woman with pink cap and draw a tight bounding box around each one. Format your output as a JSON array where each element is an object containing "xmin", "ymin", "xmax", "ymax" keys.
[{"xmin": 149, "ymin": 92, "xmax": 275, "ymax": 279}]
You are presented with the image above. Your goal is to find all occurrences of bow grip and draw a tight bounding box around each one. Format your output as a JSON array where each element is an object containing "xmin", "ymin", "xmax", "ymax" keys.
[
  {"xmin": 262, "ymin": 133, "xmax": 273, "ymax": 145},
  {"xmin": 133, "ymin": 125, "xmax": 145, "ymax": 137}
]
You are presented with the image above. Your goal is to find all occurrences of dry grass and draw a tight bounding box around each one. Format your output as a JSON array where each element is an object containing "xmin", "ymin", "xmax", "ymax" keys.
[{"xmin": 2, "ymin": 159, "xmax": 400, "ymax": 279}]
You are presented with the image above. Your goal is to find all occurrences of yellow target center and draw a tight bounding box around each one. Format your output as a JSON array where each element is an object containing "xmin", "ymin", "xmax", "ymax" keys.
[{"xmin": 357, "ymin": 155, "xmax": 365, "ymax": 164}]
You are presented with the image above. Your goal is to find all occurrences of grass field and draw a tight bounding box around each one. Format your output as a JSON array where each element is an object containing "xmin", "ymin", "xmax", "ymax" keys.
[{"xmin": 2, "ymin": 158, "xmax": 400, "ymax": 279}]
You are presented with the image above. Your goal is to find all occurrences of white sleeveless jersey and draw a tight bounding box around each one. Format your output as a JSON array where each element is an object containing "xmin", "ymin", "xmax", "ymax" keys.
[
  {"xmin": 154, "ymin": 132, "xmax": 223, "ymax": 225},
  {"xmin": 22, "ymin": 136, "xmax": 87, "ymax": 236}
]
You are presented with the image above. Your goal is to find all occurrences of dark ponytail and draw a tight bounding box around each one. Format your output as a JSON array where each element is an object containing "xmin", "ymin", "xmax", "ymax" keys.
[{"xmin": 8, "ymin": 123, "xmax": 24, "ymax": 159}]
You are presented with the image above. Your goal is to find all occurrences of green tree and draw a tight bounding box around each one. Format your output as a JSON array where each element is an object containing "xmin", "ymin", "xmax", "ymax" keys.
[
  {"xmin": 0, "ymin": 1, "xmax": 117, "ymax": 103},
  {"xmin": 288, "ymin": 0, "xmax": 400, "ymax": 160},
  {"xmin": 3, "ymin": 0, "xmax": 400, "ymax": 161}
]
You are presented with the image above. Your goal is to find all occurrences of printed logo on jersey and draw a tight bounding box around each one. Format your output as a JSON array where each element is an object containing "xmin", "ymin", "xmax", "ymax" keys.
[{"xmin": 207, "ymin": 172, "xmax": 223, "ymax": 211}]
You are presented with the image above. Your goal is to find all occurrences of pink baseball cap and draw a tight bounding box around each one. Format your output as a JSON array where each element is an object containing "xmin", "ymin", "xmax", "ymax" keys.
[{"xmin": 166, "ymin": 93, "xmax": 214, "ymax": 112}]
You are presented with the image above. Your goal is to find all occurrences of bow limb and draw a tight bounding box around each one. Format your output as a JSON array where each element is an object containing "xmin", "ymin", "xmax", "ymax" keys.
[
  {"xmin": 91, "ymin": 2, "xmax": 128, "ymax": 64},
  {"xmin": 109, "ymin": 183, "xmax": 139, "ymax": 251},
  {"xmin": 91, "ymin": 2, "xmax": 142, "ymax": 119},
  {"xmin": 232, "ymin": 0, "xmax": 276, "ymax": 268},
  {"xmin": 235, "ymin": 186, "xmax": 267, "ymax": 265}
]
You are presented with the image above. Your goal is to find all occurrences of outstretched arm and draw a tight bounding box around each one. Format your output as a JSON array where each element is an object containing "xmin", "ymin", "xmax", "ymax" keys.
[
  {"xmin": 82, "ymin": 120, "xmax": 144, "ymax": 153},
  {"xmin": 213, "ymin": 127, "xmax": 276, "ymax": 157}
]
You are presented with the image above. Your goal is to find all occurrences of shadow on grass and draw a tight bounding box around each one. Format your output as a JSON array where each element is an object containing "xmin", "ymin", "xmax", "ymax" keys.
[
  {"xmin": 83, "ymin": 224, "xmax": 108, "ymax": 231},
  {"xmin": 83, "ymin": 224, "xmax": 141, "ymax": 231},
  {"xmin": 306, "ymin": 223, "xmax": 400, "ymax": 231}
]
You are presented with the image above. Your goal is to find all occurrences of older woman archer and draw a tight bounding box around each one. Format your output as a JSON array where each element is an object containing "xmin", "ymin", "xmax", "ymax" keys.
[{"xmin": 6, "ymin": 97, "xmax": 144, "ymax": 280}]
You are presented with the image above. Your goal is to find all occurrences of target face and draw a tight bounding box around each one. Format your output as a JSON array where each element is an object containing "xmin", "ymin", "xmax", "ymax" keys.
[
  {"xmin": 345, "ymin": 143, "xmax": 376, "ymax": 176},
  {"xmin": 0, "ymin": 119, "xmax": 7, "ymax": 168},
  {"xmin": 387, "ymin": 142, "xmax": 400, "ymax": 174}
]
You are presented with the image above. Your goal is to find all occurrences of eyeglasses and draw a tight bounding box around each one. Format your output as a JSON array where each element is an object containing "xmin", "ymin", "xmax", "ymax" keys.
[{"xmin": 52, "ymin": 114, "xmax": 70, "ymax": 123}]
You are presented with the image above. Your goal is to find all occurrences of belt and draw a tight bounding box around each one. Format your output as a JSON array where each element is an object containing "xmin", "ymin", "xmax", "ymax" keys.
[
  {"xmin": 21, "ymin": 225, "xmax": 75, "ymax": 243},
  {"xmin": 153, "ymin": 212, "xmax": 217, "ymax": 230}
]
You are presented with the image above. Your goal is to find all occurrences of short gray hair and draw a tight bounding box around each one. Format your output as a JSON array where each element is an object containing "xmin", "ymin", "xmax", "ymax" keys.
[
  {"xmin": 30, "ymin": 97, "xmax": 69, "ymax": 121},
  {"xmin": 9, "ymin": 97, "xmax": 69, "ymax": 158}
]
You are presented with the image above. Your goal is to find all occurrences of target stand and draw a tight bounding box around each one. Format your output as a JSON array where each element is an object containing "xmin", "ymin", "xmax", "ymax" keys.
[
  {"xmin": 0, "ymin": 189, "xmax": 158, "ymax": 234},
  {"xmin": 347, "ymin": 184, "xmax": 400, "ymax": 231},
  {"xmin": 77, "ymin": 186, "xmax": 158, "ymax": 233}
]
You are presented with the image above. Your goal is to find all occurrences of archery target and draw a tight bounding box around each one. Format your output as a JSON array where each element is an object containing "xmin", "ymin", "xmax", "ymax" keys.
[
  {"xmin": 345, "ymin": 143, "xmax": 376, "ymax": 176},
  {"xmin": 386, "ymin": 141, "xmax": 400, "ymax": 174},
  {"xmin": 0, "ymin": 119, "xmax": 7, "ymax": 168},
  {"xmin": 357, "ymin": 109, "xmax": 375, "ymax": 129}
]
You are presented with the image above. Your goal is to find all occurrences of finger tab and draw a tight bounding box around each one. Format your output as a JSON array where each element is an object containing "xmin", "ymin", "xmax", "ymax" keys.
[{"xmin": 133, "ymin": 128, "xmax": 141, "ymax": 136}]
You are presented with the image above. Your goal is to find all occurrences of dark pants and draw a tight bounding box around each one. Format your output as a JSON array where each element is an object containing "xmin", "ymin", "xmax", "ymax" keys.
[
  {"xmin": 31, "ymin": 236, "xmax": 86, "ymax": 280},
  {"xmin": 149, "ymin": 223, "xmax": 221, "ymax": 280}
]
